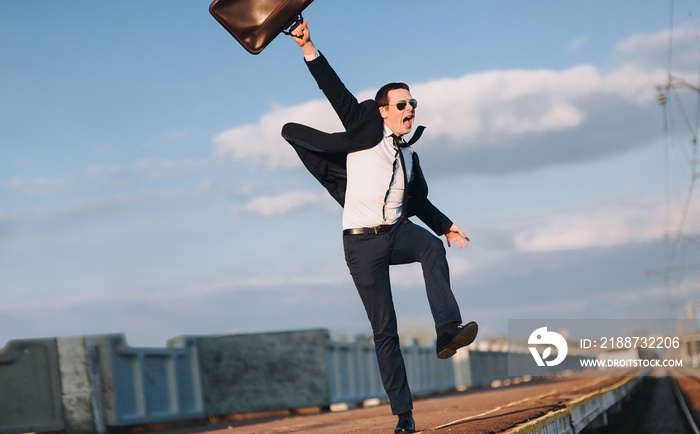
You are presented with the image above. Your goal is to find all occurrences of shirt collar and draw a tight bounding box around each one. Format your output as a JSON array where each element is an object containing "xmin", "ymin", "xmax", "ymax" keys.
[
  {"xmin": 384, "ymin": 125, "xmax": 408, "ymax": 148},
  {"xmin": 384, "ymin": 125, "xmax": 414, "ymax": 153},
  {"xmin": 383, "ymin": 125, "xmax": 396, "ymax": 140}
]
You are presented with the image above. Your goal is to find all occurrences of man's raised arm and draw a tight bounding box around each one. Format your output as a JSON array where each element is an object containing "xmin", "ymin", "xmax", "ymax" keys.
[
  {"xmin": 290, "ymin": 19, "xmax": 317, "ymax": 59},
  {"xmin": 288, "ymin": 20, "xmax": 374, "ymax": 131}
]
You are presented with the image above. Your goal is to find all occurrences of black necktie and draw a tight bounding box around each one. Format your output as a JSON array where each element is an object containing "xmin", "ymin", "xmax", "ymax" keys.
[
  {"xmin": 391, "ymin": 134, "xmax": 410, "ymax": 224},
  {"xmin": 385, "ymin": 126, "xmax": 424, "ymax": 224},
  {"xmin": 394, "ymin": 126, "xmax": 425, "ymax": 148}
]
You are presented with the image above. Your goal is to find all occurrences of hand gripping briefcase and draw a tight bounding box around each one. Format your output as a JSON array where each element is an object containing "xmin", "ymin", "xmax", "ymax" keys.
[{"xmin": 209, "ymin": 0, "xmax": 314, "ymax": 54}]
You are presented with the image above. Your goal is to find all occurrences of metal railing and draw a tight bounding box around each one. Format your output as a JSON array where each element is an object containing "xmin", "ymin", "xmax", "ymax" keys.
[{"xmin": 0, "ymin": 329, "xmax": 595, "ymax": 434}]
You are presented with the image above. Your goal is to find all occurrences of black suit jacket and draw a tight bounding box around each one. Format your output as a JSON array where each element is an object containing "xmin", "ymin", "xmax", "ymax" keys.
[{"xmin": 281, "ymin": 52, "xmax": 453, "ymax": 236}]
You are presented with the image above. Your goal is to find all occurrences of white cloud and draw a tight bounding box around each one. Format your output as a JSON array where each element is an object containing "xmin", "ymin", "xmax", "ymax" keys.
[
  {"xmin": 2, "ymin": 272, "xmax": 352, "ymax": 312},
  {"xmin": 132, "ymin": 158, "xmax": 208, "ymax": 178},
  {"xmin": 212, "ymin": 100, "xmax": 343, "ymax": 168},
  {"xmin": 512, "ymin": 193, "xmax": 700, "ymax": 252},
  {"xmin": 415, "ymin": 63, "xmax": 663, "ymax": 143},
  {"xmin": 8, "ymin": 176, "xmax": 76, "ymax": 195},
  {"xmin": 65, "ymin": 192, "xmax": 147, "ymax": 215},
  {"xmin": 85, "ymin": 164, "xmax": 122, "ymax": 178},
  {"xmin": 198, "ymin": 179, "xmax": 214, "ymax": 195},
  {"xmin": 212, "ymin": 61, "xmax": 664, "ymax": 168},
  {"xmin": 612, "ymin": 284, "xmax": 669, "ymax": 304},
  {"xmin": 187, "ymin": 274, "xmax": 350, "ymax": 296},
  {"xmin": 139, "ymin": 128, "xmax": 191, "ymax": 148},
  {"xmin": 567, "ymin": 35, "xmax": 589, "ymax": 51},
  {"xmin": 614, "ymin": 25, "xmax": 700, "ymax": 73},
  {"xmin": 230, "ymin": 190, "xmax": 332, "ymax": 216},
  {"xmin": 614, "ymin": 27, "xmax": 698, "ymax": 55},
  {"xmin": 232, "ymin": 181, "xmax": 258, "ymax": 197},
  {"xmin": 442, "ymin": 255, "xmax": 474, "ymax": 278}
]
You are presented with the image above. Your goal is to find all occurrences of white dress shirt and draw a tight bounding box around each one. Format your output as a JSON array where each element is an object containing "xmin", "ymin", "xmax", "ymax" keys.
[{"xmin": 342, "ymin": 125, "xmax": 413, "ymax": 230}]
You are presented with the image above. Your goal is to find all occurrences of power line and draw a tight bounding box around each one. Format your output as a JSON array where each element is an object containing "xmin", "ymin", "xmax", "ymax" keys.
[{"xmin": 654, "ymin": 0, "xmax": 700, "ymax": 291}]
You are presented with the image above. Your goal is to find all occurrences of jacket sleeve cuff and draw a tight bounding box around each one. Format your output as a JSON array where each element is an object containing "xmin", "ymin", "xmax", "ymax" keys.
[
  {"xmin": 440, "ymin": 217, "xmax": 454, "ymax": 236},
  {"xmin": 304, "ymin": 49, "xmax": 320, "ymax": 62}
]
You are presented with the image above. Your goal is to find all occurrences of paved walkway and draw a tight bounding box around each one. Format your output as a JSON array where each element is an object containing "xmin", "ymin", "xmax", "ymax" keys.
[{"xmin": 158, "ymin": 373, "xmax": 637, "ymax": 433}]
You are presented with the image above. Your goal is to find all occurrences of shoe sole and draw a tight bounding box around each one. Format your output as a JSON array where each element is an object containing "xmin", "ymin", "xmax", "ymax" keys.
[{"xmin": 437, "ymin": 321, "xmax": 478, "ymax": 359}]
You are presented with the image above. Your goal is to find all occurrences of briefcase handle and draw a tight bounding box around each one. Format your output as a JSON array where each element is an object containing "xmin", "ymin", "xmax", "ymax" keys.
[{"xmin": 281, "ymin": 14, "xmax": 304, "ymax": 38}]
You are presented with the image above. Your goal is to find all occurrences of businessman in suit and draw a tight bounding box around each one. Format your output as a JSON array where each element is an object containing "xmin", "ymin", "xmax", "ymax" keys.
[{"xmin": 283, "ymin": 21, "xmax": 478, "ymax": 433}]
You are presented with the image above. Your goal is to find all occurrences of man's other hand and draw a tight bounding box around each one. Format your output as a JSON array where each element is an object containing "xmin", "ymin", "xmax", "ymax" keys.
[{"xmin": 445, "ymin": 224, "xmax": 469, "ymax": 249}]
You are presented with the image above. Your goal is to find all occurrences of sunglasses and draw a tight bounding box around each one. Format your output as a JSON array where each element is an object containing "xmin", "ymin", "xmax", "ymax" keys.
[{"xmin": 387, "ymin": 99, "xmax": 418, "ymax": 111}]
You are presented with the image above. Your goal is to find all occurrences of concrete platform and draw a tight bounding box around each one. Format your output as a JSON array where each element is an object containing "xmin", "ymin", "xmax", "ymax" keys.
[{"xmin": 155, "ymin": 370, "xmax": 643, "ymax": 433}]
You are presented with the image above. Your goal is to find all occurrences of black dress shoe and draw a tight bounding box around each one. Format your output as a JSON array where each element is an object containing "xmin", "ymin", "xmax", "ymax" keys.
[
  {"xmin": 436, "ymin": 321, "xmax": 478, "ymax": 359},
  {"xmin": 395, "ymin": 411, "xmax": 415, "ymax": 433}
]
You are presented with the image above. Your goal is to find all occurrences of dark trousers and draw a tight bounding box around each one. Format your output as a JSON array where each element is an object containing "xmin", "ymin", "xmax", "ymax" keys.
[{"xmin": 342, "ymin": 221, "xmax": 462, "ymax": 414}]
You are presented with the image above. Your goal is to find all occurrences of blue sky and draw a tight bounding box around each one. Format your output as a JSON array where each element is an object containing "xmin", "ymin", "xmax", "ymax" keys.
[{"xmin": 2, "ymin": 1, "xmax": 700, "ymax": 347}]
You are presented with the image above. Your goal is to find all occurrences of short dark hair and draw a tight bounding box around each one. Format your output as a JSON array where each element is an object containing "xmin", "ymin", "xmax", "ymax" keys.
[{"xmin": 375, "ymin": 82, "xmax": 410, "ymax": 107}]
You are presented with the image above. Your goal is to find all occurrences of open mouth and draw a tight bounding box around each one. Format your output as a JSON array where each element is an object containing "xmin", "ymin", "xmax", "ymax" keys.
[{"xmin": 402, "ymin": 114, "xmax": 414, "ymax": 126}]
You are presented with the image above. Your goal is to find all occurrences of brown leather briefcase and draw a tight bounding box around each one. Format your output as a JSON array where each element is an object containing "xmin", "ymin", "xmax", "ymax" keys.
[{"xmin": 209, "ymin": 0, "xmax": 314, "ymax": 54}]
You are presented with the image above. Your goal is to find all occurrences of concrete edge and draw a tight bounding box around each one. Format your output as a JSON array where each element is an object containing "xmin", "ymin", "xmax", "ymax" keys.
[{"xmin": 503, "ymin": 374, "xmax": 644, "ymax": 434}]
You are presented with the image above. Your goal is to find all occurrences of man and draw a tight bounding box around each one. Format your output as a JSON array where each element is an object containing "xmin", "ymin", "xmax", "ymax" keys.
[{"xmin": 282, "ymin": 21, "xmax": 478, "ymax": 433}]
